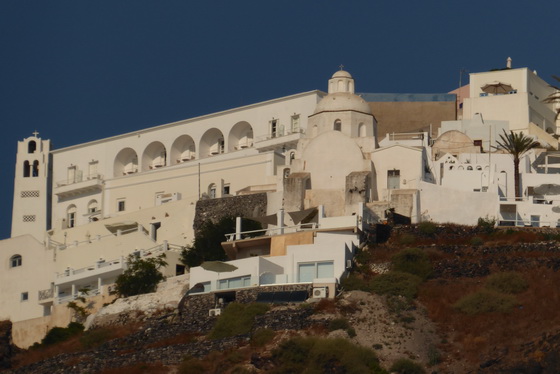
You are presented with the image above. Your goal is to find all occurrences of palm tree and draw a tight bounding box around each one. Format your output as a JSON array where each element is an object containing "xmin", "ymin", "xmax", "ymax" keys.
[
  {"xmin": 494, "ymin": 130, "xmax": 541, "ymax": 199},
  {"xmin": 543, "ymin": 75, "xmax": 560, "ymax": 121}
]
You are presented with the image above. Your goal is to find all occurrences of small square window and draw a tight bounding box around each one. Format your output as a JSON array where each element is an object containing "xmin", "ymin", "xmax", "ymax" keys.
[
  {"xmin": 117, "ymin": 200, "xmax": 126, "ymax": 212},
  {"xmin": 21, "ymin": 292, "xmax": 29, "ymax": 302}
]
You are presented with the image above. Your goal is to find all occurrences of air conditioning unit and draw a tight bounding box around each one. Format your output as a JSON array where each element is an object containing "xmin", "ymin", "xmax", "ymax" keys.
[
  {"xmin": 208, "ymin": 308, "xmax": 222, "ymax": 317},
  {"xmin": 312, "ymin": 287, "xmax": 328, "ymax": 299},
  {"xmin": 156, "ymin": 192, "xmax": 182, "ymax": 206}
]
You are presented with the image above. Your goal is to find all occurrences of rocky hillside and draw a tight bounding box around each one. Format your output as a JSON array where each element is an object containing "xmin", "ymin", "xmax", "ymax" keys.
[{"xmin": 3, "ymin": 224, "xmax": 560, "ymax": 373}]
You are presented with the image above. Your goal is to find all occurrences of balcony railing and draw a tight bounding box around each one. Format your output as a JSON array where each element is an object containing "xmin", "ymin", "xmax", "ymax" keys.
[{"xmin": 55, "ymin": 173, "xmax": 103, "ymax": 188}]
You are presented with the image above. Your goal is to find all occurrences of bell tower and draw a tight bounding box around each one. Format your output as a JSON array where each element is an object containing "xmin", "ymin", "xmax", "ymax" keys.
[{"xmin": 11, "ymin": 132, "xmax": 51, "ymax": 241}]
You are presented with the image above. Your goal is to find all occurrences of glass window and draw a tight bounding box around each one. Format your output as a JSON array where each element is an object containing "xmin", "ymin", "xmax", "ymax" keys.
[
  {"xmin": 10, "ymin": 255, "xmax": 22, "ymax": 268},
  {"xmin": 21, "ymin": 292, "xmax": 29, "ymax": 301},
  {"xmin": 117, "ymin": 199, "xmax": 126, "ymax": 212},
  {"xmin": 298, "ymin": 263, "xmax": 316, "ymax": 282},
  {"xmin": 298, "ymin": 261, "xmax": 334, "ymax": 282},
  {"xmin": 317, "ymin": 262, "xmax": 334, "ymax": 278}
]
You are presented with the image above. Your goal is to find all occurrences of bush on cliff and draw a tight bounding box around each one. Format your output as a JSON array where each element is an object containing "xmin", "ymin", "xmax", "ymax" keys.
[
  {"xmin": 485, "ymin": 271, "xmax": 528, "ymax": 294},
  {"xmin": 270, "ymin": 336, "xmax": 386, "ymax": 374},
  {"xmin": 391, "ymin": 248, "xmax": 433, "ymax": 280},
  {"xmin": 209, "ymin": 302, "xmax": 269, "ymax": 340},
  {"xmin": 371, "ymin": 271, "xmax": 423, "ymax": 300},
  {"xmin": 453, "ymin": 289, "xmax": 517, "ymax": 314},
  {"xmin": 114, "ymin": 253, "xmax": 167, "ymax": 297}
]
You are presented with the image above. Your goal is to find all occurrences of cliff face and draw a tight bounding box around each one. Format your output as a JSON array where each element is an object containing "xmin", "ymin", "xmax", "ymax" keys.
[
  {"xmin": 5, "ymin": 225, "xmax": 560, "ymax": 373},
  {"xmin": 0, "ymin": 320, "xmax": 19, "ymax": 369}
]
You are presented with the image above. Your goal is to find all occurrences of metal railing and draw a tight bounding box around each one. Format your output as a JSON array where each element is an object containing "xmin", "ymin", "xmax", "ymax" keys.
[{"xmin": 47, "ymin": 224, "xmax": 150, "ymax": 251}]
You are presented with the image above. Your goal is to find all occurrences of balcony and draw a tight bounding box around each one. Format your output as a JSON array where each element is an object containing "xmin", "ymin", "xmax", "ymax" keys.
[
  {"xmin": 55, "ymin": 257, "xmax": 126, "ymax": 288},
  {"xmin": 254, "ymin": 129, "xmax": 304, "ymax": 152},
  {"xmin": 38, "ymin": 288, "xmax": 54, "ymax": 305},
  {"xmin": 54, "ymin": 173, "xmax": 104, "ymax": 198}
]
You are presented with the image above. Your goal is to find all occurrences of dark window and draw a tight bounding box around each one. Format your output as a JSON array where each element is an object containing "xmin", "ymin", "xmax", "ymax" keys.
[
  {"xmin": 28, "ymin": 141, "xmax": 36, "ymax": 153},
  {"xmin": 118, "ymin": 200, "xmax": 126, "ymax": 212},
  {"xmin": 10, "ymin": 255, "xmax": 22, "ymax": 268}
]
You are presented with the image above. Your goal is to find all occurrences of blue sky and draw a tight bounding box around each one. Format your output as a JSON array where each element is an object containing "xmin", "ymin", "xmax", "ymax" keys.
[{"xmin": 0, "ymin": 1, "xmax": 558, "ymax": 239}]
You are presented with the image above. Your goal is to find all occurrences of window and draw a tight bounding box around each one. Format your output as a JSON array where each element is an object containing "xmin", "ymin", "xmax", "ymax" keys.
[
  {"xmin": 32, "ymin": 160, "xmax": 39, "ymax": 177},
  {"xmin": 28, "ymin": 141, "xmax": 36, "ymax": 154},
  {"xmin": 88, "ymin": 200, "xmax": 98, "ymax": 214},
  {"xmin": 117, "ymin": 199, "xmax": 126, "ymax": 212},
  {"xmin": 88, "ymin": 160, "xmax": 98, "ymax": 178},
  {"xmin": 334, "ymin": 119, "xmax": 341, "ymax": 131},
  {"xmin": 270, "ymin": 119, "xmax": 278, "ymax": 138},
  {"xmin": 218, "ymin": 275, "xmax": 251, "ymax": 290},
  {"xmin": 23, "ymin": 161, "xmax": 30, "ymax": 178},
  {"xmin": 208, "ymin": 184, "xmax": 217, "ymax": 198},
  {"xmin": 289, "ymin": 151, "xmax": 296, "ymax": 165},
  {"xmin": 67, "ymin": 205, "xmax": 77, "ymax": 228},
  {"xmin": 298, "ymin": 261, "xmax": 334, "ymax": 282},
  {"xmin": 10, "ymin": 255, "xmax": 22, "ymax": 268},
  {"xmin": 283, "ymin": 168, "xmax": 291, "ymax": 179},
  {"xmin": 223, "ymin": 184, "xmax": 230, "ymax": 195},
  {"xmin": 387, "ymin": 169, "xmax": 400, "ymax": 189},
  {"xmin": 21, "ymin": 292, "xmax": 29, "ymax": 301},
  {"xmin": 291, "ymin": 115, "xmax": 300, "ymax": 133}
]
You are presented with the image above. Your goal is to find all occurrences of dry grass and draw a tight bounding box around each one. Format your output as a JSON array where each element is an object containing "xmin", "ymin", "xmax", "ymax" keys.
[
  {"xmin": 98, "ymin": 362, "xmax": 169, "ymax": 374},
  {"xmin": 11, "ymin": 323, "xmax": 142, "ymax": 369},
  {"xmin": 418, "ymin": 267, "xmax": 560, "ymax": 364}
]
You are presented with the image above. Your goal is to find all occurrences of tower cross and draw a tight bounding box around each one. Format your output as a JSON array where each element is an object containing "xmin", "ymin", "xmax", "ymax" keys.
[
  {"xmin": 32, "ymin": 130, "xmax": 39, "ymax": 137},
  {"xmin": 339, "ymin": 64, "xmax": 345, "ymax": 71}
]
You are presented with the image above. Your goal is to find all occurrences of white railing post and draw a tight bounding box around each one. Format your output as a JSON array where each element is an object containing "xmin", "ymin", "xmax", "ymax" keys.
[
  {"xmin": 277, "ymin": 209, "xmax": 285, "ymax": 235},
  {"xmin": 235, "ymin": 217, "xmax": 242, "ymax": 240}
]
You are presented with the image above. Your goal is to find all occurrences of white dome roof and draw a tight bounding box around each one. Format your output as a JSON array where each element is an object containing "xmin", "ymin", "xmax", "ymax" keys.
[
  {"xmin": 314, "ymin": 92, "xmax": 372, "ymax": 114},
  {"xmin": 331, "ymin": 70, "xmax": 352, "ymax": 79}
]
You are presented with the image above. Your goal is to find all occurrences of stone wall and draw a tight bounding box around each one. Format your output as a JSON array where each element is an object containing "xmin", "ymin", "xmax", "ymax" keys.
[
  {"xmin": 179, "ymin": 284, "xmax": 313, "ymax": 328},
  {"xmin": 193, "ymin": 193, "xmax": 267, "ymax": 234}
]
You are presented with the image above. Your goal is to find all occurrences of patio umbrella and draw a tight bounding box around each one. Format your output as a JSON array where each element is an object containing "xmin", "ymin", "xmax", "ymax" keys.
[
  {"xmin": 534, "ymin": 184, "xmax": 560, "ymax": 196},
  {"xmin": 481, "ymin": 81, "xmax": 514, "ymax": 94},
  {"xmin": 200, "ymin": 261, "xmax": 238, "ymax": 273}
]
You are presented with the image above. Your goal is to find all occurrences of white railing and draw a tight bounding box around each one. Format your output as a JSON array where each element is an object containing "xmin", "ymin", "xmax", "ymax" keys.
[
  {"xmin": 56, "ymin": 173, "xmax": 103, "ymax": 187},
  {"xmin": 47, "ymin": 224, "xmax": 150, "ymax": 251},
  {"xmin": 58, "ymin": 288, "xmax": 101, "ymax": 304},
  {"xmin": 253, "ymin": 128, "xmax": 304, "ymax": 143},
  {"xmin": 498, "ymin": 218, "xmax": 560, "ymax": 228},
  {"xmin": 55, "ymin": 241, "xmax": 185, "ymax": 280},
  {"xmin": 225, "ymin": 222, "xmax": 318, "ymax": 242}
]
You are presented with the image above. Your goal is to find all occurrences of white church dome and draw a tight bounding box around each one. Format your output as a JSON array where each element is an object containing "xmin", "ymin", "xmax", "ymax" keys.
[
  {"xmin": 314, "ymin": 69, "xmax": 372, "ymax": 114},
  {"xmin": 314, "ymin": 92, "xmax": 372, "ymax": 114}
]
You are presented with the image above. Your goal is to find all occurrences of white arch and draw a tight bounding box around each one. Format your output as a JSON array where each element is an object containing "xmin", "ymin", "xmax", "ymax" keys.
[
  {"xmin": 228, "ymin": 121, "xmax": 253, "ymax": 151},
  {"xmin": 200, "ymin": 128, "xmax": 225, "ymax": 158},
  {"xmin": 142, "ymin": 141, "xmax": 167, "ymax": 171},
  {"xmin": 171, "ymin": 135, "xmax": 196, "ymax": 164},
  {"xmin": 114, "ymin": 148, "xmax": 138, "ymax": 177}
]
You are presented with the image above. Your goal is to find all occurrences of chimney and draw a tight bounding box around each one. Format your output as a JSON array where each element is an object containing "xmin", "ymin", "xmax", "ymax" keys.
[{"xmin": 506, "ymin": 57, "xmax": 512, "ymax": 69}]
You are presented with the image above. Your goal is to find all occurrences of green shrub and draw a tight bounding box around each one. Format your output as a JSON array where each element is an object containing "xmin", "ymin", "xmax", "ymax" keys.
[
  {"xmin": 389, "ymin": 358, "xmax": 426, "ymax": 374},
  {"xmin": 399, "ymin": 234, "xmax": 416, "ymax": 245},
  {"xmin": 477, "ymin": 216, "xmax": 496, "ymax": 234},
  {"xmin": 391, "ymin": 248, "xmax": 432, "ymax": 280},
  {"xmin": 371, "ymin": 271, "xmax": 422, "ymax": 300},
  {"xmin": 80, "ymin": 327, "xmax": 112, "ymax": 349},
  {"xmin": 271, "ymin": 336, "xmax": 385, "ymax": 374},
  {"xmin": 470, "ymin": 236, "xmax": 484, "ymax": 246},
  {"xmin": 209, "ymin": 302, "xmax": 269, "ymax": 340},
  {"xmin": 41, "ymin": 322, "xmax": 84, "ymax": 346},
  {"xmin": 114, "ymin": 253, "xmax": 167, "ymax": 297},
  {"xmin": 453, "ymin": 289, "xmax": 517, "ymax": 315},
  {"xmin": 485, "ymin": 271, "xmax": 528, "ymax": 294},
  {"xmin": 328, "ymin": 318, "xmax": 350, "ymax": 331},
  {"xmin": 250, "ymin": 328, "xmax": 275, "ymax": 347},
  {"xmin": 178, "ymin": 356, "xmax": 207, "ymax": 374},
  {"xmin": 341, "ymin": 273, "xmax": 372, "ymax": 292},
  {"xmin": 427, "ymin": 345, "xmax": 441, "ymax": 366},
  {"xmin": 417, "ymin": 221, "xmax": 437, "ymax": 236},
  {"xmin": 386, "ymin": 295, "xmax": 415, "ymax": 315}
]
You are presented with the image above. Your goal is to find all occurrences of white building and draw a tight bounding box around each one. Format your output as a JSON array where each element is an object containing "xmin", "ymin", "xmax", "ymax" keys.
[{"xmin": 3, "ymin": 64, "xmax": 560, "ymax": 348}]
